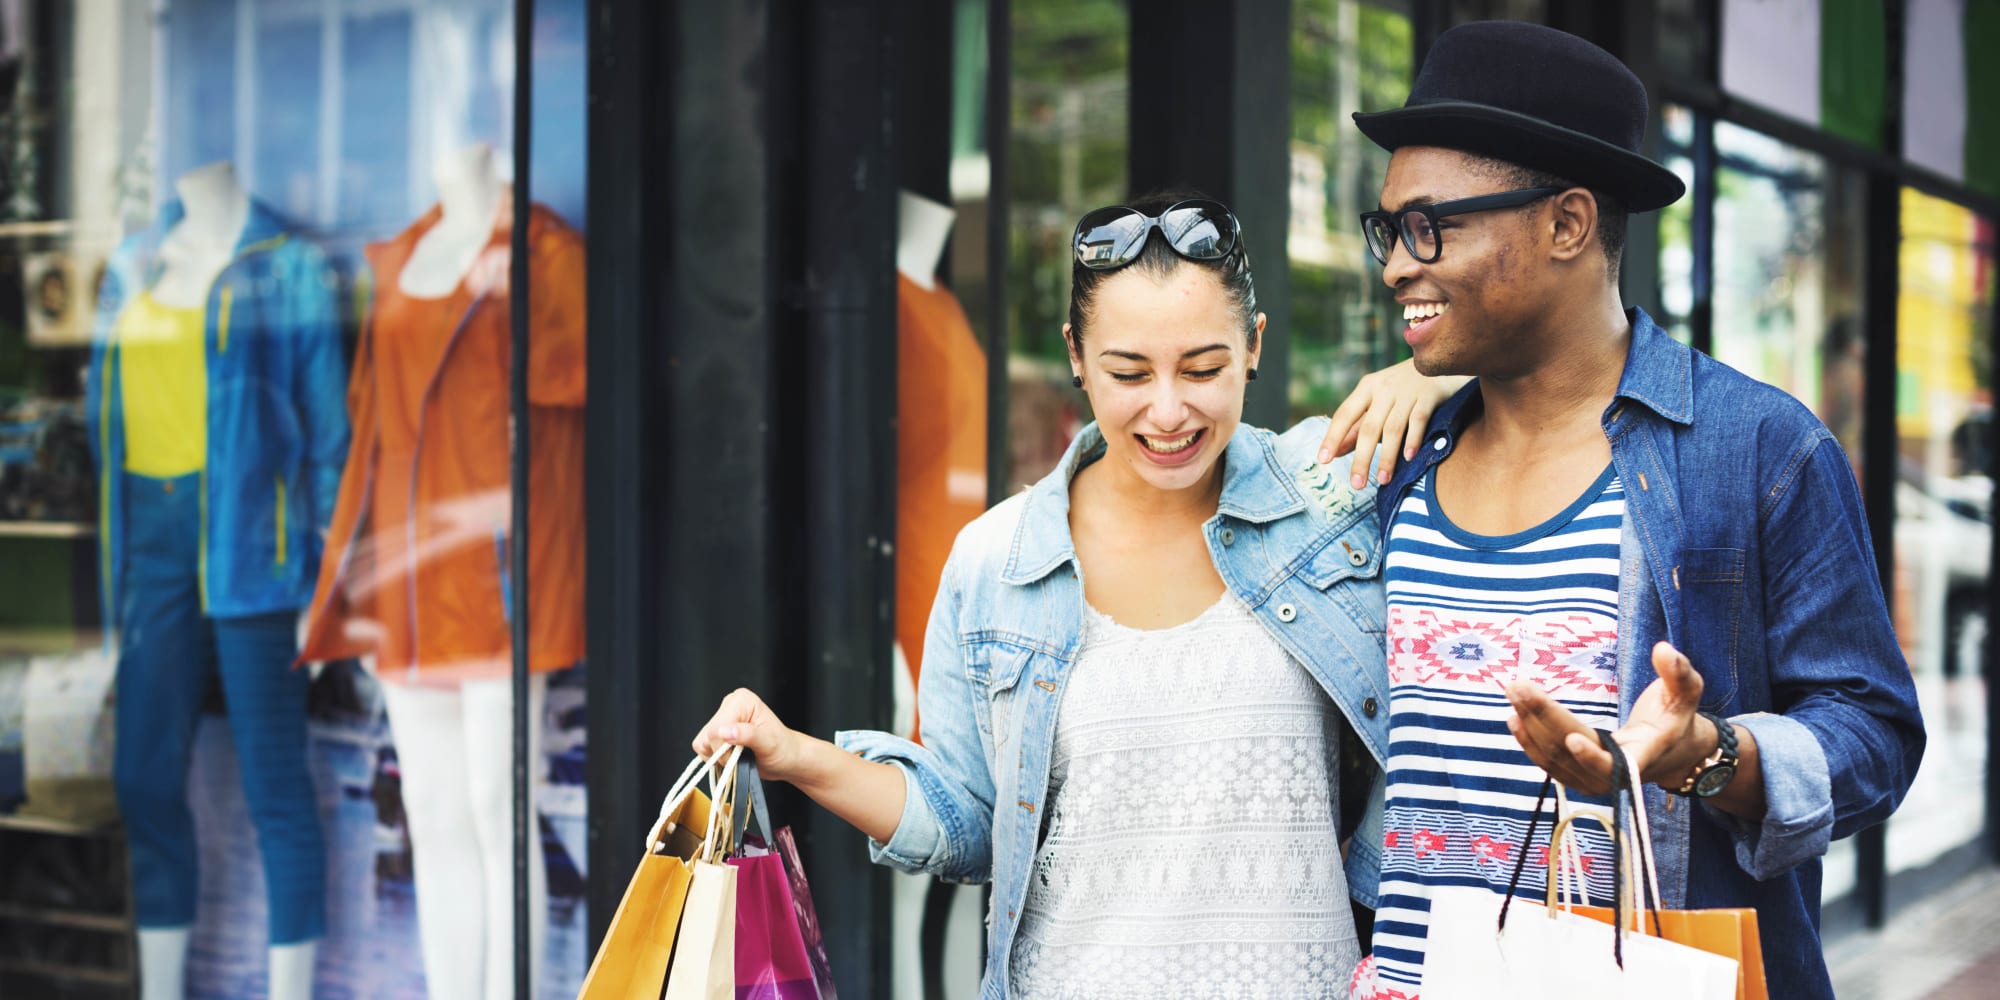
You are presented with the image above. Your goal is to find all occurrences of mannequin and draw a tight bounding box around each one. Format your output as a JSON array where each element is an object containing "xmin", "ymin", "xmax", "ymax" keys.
[
  {"xmin": 152, "ymin": 162, "xmax": 250, "ymax": 307},
  {"xmin": 300, "ymin": 141, "xmax": 586, "ymax": 1000},
  {"xmin": 384, "ymin": 141, "xmax": 547, "ymax": 1000},
  {"xmin": 400, "ymin": 144, "xmax": 504, "ymax": 298},
  {"xmin": 891, "ymin": 189, "xmax": 988, "ymax": 1000},
  {"xmin": 91, "ymin": 159, "xmax": 343, "ymax": 1000}
]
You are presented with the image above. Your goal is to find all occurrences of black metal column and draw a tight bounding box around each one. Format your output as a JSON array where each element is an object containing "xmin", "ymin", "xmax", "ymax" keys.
[
  {"xmin": 986, "ymin": 0, "xmax": 1011, "ymax": 508},
  {"xmin": 786, "ymin": 2, "xmax": 900, "ymax": 996},
  {"xmin": 584, "ymin": 0, "xmax": 786, "ymax": 955},
  {"xmin": 509, "ymin": 2, "xmax": 535, "ymax": 996},
  {"xmin": 1127, "ymin": 0, "xmax": 1292, "ymax": 430}
]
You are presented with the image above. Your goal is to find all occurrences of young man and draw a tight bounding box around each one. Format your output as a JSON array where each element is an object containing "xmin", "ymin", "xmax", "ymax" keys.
[{"xmin": 1344, "ymin": 21, "xmax": 1925, "ymax": 1000}]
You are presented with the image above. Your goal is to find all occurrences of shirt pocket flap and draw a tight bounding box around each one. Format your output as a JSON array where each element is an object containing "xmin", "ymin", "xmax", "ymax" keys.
[{"xmin": 1296, "ymin": 523, "xmax": 1384, "ymax": 590}]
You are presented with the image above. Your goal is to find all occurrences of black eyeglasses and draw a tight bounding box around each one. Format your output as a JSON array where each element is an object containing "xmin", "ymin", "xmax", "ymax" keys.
[
  {"xmin": 1359, "ymin": 186, "xmax": 1565, "ymax": 265},
  {"xmin": 1073, "ymin": 199, "xmax": 1240, "ymax": 271}
]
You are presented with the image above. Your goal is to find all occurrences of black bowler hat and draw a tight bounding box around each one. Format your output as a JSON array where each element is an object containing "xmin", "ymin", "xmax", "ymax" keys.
[{"xmin": 1352, "ymin": 21, "xmax": 1685, "ymax": 212}]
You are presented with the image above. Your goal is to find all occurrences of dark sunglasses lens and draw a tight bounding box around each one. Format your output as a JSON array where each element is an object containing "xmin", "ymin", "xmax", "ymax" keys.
[
  {"xmin": 1400, "ymin": 210, "xmax": 1439, "ymax": 261},
  {"xmin": 1159, "ymin": 202, "xmax": 1235, "ymax": 260},
  {"xmin": 1362, "ymin": 216, "xmax": 1395, "ymax": 263},
  {"xmin": 1075, "ymin": 209, "xmax": 1149, "ymax": 269}
]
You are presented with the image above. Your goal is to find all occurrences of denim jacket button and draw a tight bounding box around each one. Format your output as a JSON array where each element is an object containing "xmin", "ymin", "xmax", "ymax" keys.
[
  {"xmin": 1432, "ymin": 436, "xmax": 1447, "ymax": 451},
  {"xmin": 1363, "ymin": 697, "xmax": 1379, "ymax": 718},
  {"xmin": 1276, "ymin": 603, "xmax": 1297, "ymax": 622},
  {"xmin": 1220, "ymin": 527, "xmax": 1236, "ymax": 546},
  {"xmin": 1347, "ymin": 547, "xmax": 1368, "ymax": 566}
]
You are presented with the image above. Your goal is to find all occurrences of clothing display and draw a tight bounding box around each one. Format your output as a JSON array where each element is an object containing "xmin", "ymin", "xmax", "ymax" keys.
[
  {"xmin": 115, "ymin": 294, "xmax": 207, "ymax": 477},
  {"xmin": 80, "ymin": 196, "xmax": 345, "ymax": 959},
  {"xmin": 113, "ymin": 471, "xmax": 325, "ymax": 943},
  {"xmin": 894, "ymin": 273, "xmax": 986, "ymax": 726},
  {"xmin": 1009, "ymin": 593, "xmax": 1358, "ymax": 999},
  {"xmin": 1355, "ymin": 467, "xmax": 1625, "ymax": 999},
  {"xmin": 300, "ymin": 199, "xmax": 586, "ymax": 681},
  {"xmin": 85, "ymin": 198, "xmax": 351, "ymax": 620}
]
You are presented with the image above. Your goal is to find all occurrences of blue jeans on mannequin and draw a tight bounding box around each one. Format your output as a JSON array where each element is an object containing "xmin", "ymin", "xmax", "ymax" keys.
[{"xmin": 112, "ymin": 471, "xmax": 327, "ymax": 947}]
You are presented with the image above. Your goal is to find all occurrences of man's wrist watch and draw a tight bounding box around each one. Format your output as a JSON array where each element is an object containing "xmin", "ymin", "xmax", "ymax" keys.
[{"xmin": 1671, "ymin": 711, "xmax": 1739, "ymax": 798}]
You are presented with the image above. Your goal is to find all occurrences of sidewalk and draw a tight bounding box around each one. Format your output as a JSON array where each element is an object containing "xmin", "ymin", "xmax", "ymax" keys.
[{"xmin": 1827, "ymin": 862, "xmax": 2000, "ymax": 999}]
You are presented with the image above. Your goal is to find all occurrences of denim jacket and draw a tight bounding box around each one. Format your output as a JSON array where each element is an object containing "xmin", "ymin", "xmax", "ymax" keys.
[
  {"xmin": 839, "ymin": 419, "xmax": 1393, "ymax": 997},
  {"xmin": 1377, "ymin": 308, "xmax": 1925, "ymax": 998},
  {"xmin": 86, "ymin": 199, "xmax": 349, "ymax": 626}
]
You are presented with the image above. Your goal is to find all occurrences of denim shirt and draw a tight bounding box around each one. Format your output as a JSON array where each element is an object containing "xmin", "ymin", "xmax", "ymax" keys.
[
  {"xmin": 838, "ymin": 419, "xmax": 1393, "ymax": 998},
  {"xmin": 1376, "ymin": 308, "xmax": 1926, "ymax": 998}
]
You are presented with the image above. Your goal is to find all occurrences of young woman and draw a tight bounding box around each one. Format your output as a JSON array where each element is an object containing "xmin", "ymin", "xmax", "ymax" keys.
[{"xmin": 694, "ymin": 193, "xmax": 1447, "ymax": 998}]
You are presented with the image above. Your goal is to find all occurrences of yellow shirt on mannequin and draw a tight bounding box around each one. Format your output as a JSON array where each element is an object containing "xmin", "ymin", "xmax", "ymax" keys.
[{"xmin": 118, "ymin": 292, "xmax": 207, "ymax": 476}]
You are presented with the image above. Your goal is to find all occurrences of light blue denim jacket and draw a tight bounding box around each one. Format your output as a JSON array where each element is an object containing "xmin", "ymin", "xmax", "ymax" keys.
[{"xmin": 838, "ymin": 419, "xmax": 1392, "ymax": 997}]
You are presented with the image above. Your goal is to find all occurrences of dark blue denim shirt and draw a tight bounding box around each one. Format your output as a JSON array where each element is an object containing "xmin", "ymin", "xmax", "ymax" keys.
[{"xmin": 1376, "ymin": 308, "xmax": 1925, "ymax": 998}]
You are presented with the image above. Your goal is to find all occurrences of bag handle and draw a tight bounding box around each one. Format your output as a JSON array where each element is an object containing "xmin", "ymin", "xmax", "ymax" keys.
[
  {"xmin": 696, "ymin": 744, "xmax": 747, "ymax": 863},
  {"xmin": 732, "ymin": 755, "xmax": 777, "ymax": 849},
  {"xmin": 645, "ymin": 750, "xmax": 727, "ymax": 851}
]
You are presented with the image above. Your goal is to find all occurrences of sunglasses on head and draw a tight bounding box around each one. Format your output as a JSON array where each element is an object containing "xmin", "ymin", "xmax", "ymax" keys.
[
  {"xmin": 1359, "ymin": 186, "xmax": 1565, "ymax": 265},
  {"xmin": 1072, "ymin": 199, "xmax": 1241, "ymax": 271}
]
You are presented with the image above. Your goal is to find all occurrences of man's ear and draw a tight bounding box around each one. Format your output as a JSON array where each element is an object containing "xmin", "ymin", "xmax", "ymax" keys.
[{"xmin": 1549, "ymin": 188, "xmax": 1598, "ymax": 264}]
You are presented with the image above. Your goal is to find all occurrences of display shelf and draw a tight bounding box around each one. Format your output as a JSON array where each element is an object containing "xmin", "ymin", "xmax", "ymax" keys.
[
  {"xmin": 0, "ymin": 521, "xmax": 95, "ymax": 539},
  {"xmin": 0, "ymin": 901, "xmax": 128, "ymax": 933},
  {"xmin": 0, "ymin": 811, "xmax": 117, "ymax": 837},
  {"xmin": 0, "ymin": 956, "xmax": 132, "ymax": 988}
]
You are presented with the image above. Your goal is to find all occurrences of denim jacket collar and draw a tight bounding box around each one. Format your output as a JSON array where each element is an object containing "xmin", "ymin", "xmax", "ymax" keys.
[{"xmin": 1003, "ymin": 422, "xmax": 1309, "ymax": 585}]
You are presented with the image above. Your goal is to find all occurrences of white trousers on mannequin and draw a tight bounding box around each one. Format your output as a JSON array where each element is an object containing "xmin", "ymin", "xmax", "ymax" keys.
[{"xmin": 380, "ymin": 674, "xmax": 548, "ymax": 1000}]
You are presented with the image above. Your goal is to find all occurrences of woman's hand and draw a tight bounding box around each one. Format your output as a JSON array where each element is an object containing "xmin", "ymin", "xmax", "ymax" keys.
[
  {"xmin": 691, "ymin": 687, "xmax": 909, "ymax": 844},
  {"xmin": 1318, "ymin": 359, "xmax": 1470, "ymax": 489},
  {"xmin": 693, "ymin": 688, "xmax": 806, "ymax": 784}
]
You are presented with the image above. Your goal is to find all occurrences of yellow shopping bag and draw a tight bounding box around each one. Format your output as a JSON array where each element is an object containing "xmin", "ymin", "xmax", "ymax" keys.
[{"xmin": 576, "ymin": 751, "xmax": 726, "ymax": 1000}]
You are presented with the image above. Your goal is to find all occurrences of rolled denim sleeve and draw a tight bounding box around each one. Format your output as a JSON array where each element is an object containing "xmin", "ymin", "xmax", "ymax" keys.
[
  {"xmin": 833, "ymin": 553, "xmax": 996, "ymax": 885},
  {"xmin": 1704, "ymin": 712, "xmax": 1831, "ymax": 877},
  {"xmin": 1727, "ymin": 433, "xmax": 1925, "ymax": 879}
]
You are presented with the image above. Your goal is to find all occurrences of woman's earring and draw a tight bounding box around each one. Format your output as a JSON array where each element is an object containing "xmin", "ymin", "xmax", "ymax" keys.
[
  {"xmin": 1247, "ymin": 368, "xmax": 1260, "ymax": 382},
  {"xmin": 1071, "ymin": 375, "xmax": 1083, "ymax": 388}
]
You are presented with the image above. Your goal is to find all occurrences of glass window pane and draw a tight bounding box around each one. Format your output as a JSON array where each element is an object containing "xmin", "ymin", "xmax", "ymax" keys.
[
  {"xmin": 1885, "ymin": 189, "xmax": 1993, "ymax": 878},
  {"xmin": 1002, "ymin": 0, "xmax": 1127, "ymax": 489},
  {"xmin": 1287, "ymin": 0, "xmax": 1413, "ymax": 426},
  {"xmin": 0, "ymin": 3, "xmax": 589, "ymax": 996},
  {"xmin": 1709, "ymin": 120, "xmax": 1868, "ymax": 466}
]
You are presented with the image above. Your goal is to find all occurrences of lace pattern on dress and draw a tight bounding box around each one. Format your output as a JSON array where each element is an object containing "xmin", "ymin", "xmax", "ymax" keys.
[{"xmin": 1006, "ymin": 594, "xmax": 1360, "ymax": 999}]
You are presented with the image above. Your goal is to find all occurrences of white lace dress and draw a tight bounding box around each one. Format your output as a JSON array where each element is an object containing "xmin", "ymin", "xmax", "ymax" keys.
[{"xmin": 1006, "ymin": 593, "xmax": 1361, "ymax": 1000}]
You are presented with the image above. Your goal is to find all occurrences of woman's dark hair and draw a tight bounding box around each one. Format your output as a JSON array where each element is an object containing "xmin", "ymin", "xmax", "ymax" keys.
[{"xmin": 1066, "ymin": 189, "xmax": 1258, "ymax": 359}]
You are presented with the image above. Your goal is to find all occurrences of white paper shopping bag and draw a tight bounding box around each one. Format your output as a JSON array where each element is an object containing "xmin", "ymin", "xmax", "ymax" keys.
[{"xmin": 1422, "ymin": 886, "xmax": 1738, "ymax": 1000}]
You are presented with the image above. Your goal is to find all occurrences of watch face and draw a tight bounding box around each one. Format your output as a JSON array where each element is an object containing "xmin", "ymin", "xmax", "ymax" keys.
[{"xmin": 1694, "ymin": 764, "xmax": 1737, "ymax": 798}]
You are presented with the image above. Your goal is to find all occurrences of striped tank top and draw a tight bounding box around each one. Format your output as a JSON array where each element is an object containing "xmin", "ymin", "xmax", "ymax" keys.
[{"xmin": 1354, "ymin": 464, "xmax": 1625, "ymax": 1000}]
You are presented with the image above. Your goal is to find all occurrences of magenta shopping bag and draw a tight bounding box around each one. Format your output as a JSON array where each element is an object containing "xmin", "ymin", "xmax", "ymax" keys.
[
  {"xmin": 728, "ymin": 851, "xmax": 819, "ymax": 1000},
  {"xmin": 727, "ymin": 759, "xmax": 836, "ymax": 1000}
]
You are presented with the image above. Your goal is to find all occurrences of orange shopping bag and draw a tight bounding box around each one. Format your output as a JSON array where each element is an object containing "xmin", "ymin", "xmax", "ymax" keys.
[
  {"xmin": 576, "ymin": 751, "xmax": 726, "ymax": 1000},
  {"xmin": 1569, "ymin": 901, "xmax": 1766, "ymax": 999}
]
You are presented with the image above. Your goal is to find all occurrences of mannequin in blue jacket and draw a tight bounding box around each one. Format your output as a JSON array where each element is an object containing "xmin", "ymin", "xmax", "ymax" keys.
[{"xmin": 85, "ymin": 161, "xmax": 349, "ymax": 1000}]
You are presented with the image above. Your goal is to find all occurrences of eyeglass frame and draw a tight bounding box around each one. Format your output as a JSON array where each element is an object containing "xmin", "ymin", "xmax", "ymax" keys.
[
  {"xmin": 1071, "ymin": 199, "xmax": 1242, "ymax": 271},
  {"xmin": 1358, "ymin": 186, "xmax": 1566, "ymax": 265}
]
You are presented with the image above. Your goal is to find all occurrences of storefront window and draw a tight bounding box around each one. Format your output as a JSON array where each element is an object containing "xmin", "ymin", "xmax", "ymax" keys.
[
  {"xmin": 1657, "ymin": 104, "xmax": 1697, "ymax": 345},
  {"xmin": 1287, "ymin": 0, "xmax": 1414, "ymax": 425},
  {"xmin": 1002, "ymin": 0, "xmax": 1128, "ymax": 490},
  {"xmin": 1877, "ymin": 189, "xmax": 1994, "ymax": 884},
  {"xmin": 0, "ymin": 2, "xmax": 588, "ymax": 997},
  {"xmin": 1708, "ymin": 120, "xmax": 1868, "ymax": 464}
]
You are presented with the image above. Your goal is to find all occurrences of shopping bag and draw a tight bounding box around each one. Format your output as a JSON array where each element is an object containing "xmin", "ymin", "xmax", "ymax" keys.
[
  {"xmin": 773, "ymin": 826, "xmax": 838, "ymax": 999},
  {"xmin": 728, "ymin": 759, "xmax": 824, "ymax": 1000},
  {"xmin": 19, "ymin": 649, "xmax": 118, "ymax": 826},
  {"xmin": 1568, "ymin": 903, "xmax": 1767, "ymax": 1000},
  {"xmin": 1422, "ymin": 733, "xmax": 1739, "ymax": 1000},
  {"xmin": 665, "ymin": 746, "xmax": 746, "ymax": 1000},
  {"xmin": 576, "ymin": 752, "xmax": 722, "ymax": 1000}
]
